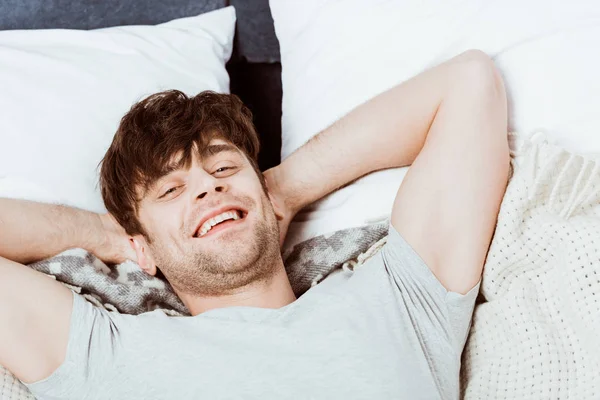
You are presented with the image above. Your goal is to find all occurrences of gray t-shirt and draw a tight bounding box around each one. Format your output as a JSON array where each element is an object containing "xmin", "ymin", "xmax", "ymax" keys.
[{"xmin": 26, "ymin": 224, "xmax": 479, "ymax": 400}]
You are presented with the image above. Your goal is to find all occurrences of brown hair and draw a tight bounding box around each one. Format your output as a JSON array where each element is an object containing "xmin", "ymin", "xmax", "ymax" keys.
[{"xmin": 99, "ymin": 90, "xmax": 262, "ymax": 238}]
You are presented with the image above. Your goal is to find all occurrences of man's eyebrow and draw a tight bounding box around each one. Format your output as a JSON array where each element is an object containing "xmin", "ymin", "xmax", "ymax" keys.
[{"xmin": 200, "ymin": 143, "xmax": 240, "ymax": 159}]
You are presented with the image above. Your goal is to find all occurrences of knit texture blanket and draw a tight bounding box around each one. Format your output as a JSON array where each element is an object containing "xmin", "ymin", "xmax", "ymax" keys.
[{"xmin": 461, "ymin": 133, "xmax": 600, "ymax": 399}]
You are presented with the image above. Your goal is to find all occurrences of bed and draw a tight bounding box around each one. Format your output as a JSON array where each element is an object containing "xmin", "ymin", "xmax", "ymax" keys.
[{"xmin": 1, "ymin": 1, "xmax": 599, "ymax": 399}]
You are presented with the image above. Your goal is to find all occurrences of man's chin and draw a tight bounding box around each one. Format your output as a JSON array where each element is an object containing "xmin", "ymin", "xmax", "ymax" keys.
[{"xmin": 198, "ymin": 241, "xmax": 256, "ymax": 267}]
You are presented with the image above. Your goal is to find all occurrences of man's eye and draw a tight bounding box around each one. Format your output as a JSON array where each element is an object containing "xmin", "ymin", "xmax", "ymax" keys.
[
  {"xmin": 160, "ymin": 186, "xmax": 179, "ymax": 198},
  {"xmin": 214, "ymin": 166, "xmax": 235, "ymax": 174}
]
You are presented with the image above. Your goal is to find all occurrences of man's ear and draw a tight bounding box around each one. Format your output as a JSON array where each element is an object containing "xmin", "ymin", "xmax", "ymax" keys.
[
  {"xmin": 130, "ymin": 235, "xmax": 157, "ymax": 276},
  {"xmin": 267, "ymin": 190, "xmax": 285, "ymax": 221}
]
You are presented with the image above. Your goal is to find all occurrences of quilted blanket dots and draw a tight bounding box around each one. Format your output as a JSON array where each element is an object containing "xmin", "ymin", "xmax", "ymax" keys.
[{"xmin": 461, "ymin": 134, "xmax": 600, "ymax": 399}]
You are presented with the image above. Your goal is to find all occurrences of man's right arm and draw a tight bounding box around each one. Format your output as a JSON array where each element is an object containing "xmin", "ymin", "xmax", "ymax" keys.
[{"xmin": 0, "ymin": 198, "xmax": 134, "ymax": 383}]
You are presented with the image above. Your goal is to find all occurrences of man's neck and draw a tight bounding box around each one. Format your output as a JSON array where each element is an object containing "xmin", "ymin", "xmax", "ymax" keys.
[{"xmin": 179, "ymin": 266, "xmax": 297, "ymax": 316}]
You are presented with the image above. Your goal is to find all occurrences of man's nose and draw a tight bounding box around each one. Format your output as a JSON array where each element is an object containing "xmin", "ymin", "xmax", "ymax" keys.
[{"xmin": 195, "ymin": 177, "xmax": 228, "ymax": 200}]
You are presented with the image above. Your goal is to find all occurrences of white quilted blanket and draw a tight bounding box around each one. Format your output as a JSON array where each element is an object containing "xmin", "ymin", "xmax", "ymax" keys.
[{"xmin": 461, "ymin": 133, "xmax": 600, "ymax": 399}]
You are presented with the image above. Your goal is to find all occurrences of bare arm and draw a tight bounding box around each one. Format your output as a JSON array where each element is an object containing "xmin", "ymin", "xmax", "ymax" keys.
[
  {"xmin": 0, "ymin": 199, "xmax": 135, "ymax": 382},
  {"xmin": 0, "ymin": 256, "xmax": 73, "ymax": 383},
  {"xmin": 0, "ymin": 198, "xmax": 134, "ymax": 264},
  {"xmin": 266, "ymin": 49, "xmax": 509, "ymax": 293},
  {"xmin": 0, "ymin": 198, "xmax": 102, "ymax": 264}
]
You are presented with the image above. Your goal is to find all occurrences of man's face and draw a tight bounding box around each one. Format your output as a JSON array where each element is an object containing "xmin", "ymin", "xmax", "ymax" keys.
[{"xmin": 135, "ymin": 138, "xmax": 281, "ymax": 296}]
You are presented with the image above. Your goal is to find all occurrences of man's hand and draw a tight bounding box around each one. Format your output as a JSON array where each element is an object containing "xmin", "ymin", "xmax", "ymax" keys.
[
  {"xmin": 95, "ymin": 214, "xmax": 137, "ymax": 265},
  {"xmin": 263, "ymin": 168, "xmax": 300, "ymax": 247}
]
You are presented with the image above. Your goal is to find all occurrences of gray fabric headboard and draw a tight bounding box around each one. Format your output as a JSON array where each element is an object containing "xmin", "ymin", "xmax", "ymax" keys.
[{"xmin": 0, "ymin": 0, "xmax": 282, "ymax": 169}]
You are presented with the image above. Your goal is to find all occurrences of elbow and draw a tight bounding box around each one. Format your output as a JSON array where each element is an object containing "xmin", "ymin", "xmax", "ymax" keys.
[
  {"xmin": 449, "ymin": 49, "xmax": 507, "ymax": 106},
  {"xmin": 451, "ymin": 49, "xmax": 509, "ymax": 154},
  {"xmin": 446, "ymin": 50, "xmax": 511, "ymax": 183}
]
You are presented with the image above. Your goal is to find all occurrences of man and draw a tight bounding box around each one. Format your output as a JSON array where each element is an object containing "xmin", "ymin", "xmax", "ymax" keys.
[{"xmin": 0, "ymin": 49, "xmax": 509, "ymax": 399}]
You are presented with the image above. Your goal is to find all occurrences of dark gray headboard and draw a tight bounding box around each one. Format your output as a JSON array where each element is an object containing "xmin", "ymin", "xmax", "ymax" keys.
[
  {"xmin": 0, "ymin": 0, "xmax": 224, "ymax": 30},
  {"xmin": 0, "ymin": 0, "xmax": 282, "ymax": 170}
]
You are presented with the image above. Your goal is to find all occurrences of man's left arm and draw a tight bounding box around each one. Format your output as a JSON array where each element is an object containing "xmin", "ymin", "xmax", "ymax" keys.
[{"xmin": 265, "ymin": 50, "xmax": 510, "ymax": 294}]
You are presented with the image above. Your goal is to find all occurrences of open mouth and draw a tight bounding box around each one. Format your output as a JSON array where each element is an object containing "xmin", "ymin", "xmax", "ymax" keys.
[{"xmin": 193, "ymin": 209, "xmax": 247, "ymax": 238}]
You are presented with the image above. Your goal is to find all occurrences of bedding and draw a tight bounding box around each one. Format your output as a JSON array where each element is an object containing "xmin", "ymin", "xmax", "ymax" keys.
[
  {"xmin": 461, "ymin": 133, "xmax": 600, "ymax": 399},
  {"xmin": 0, "ymin": 6, "xmax": 235, "ymax": 213},
  {"xmin": 0, "ymin": 0, "xmax": 284, "ymax": 171},
  {"xmin": 270, "ymin": 0, "xmax": 600, "ymax": 250}
]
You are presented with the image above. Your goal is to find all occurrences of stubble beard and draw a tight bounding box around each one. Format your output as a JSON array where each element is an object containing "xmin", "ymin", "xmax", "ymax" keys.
[{"xmin": 153, "ymin": 201, "xmax": 282, "ymax": 297}]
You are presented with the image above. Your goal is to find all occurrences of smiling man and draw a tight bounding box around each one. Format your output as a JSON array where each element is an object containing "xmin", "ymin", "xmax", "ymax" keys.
[
  {"xmin": 0, "ymin": 50, "xmax": 510, "ymax": 400},
  {"xmin": 99, "ymin": 93, "xmax": 295, "ymax": 314}
]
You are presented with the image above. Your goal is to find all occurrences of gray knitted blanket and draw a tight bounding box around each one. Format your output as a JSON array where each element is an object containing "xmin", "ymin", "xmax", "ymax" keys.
[
  {"xmin": 34, "ymin": 221, "xmax": 389, "ymax": 316},
  {"xmin": 1, "ymin": 222, "xmax": 388, "ymax": 399}
]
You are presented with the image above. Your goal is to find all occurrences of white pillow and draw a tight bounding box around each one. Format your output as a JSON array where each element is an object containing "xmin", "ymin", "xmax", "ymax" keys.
[
  {"xmin": 270, "ymin": 0, "xmax": 600, "ymax": 248},
  {"xmin": 0, "ymin": 6, "xmax": 236, "ymax": 213}
]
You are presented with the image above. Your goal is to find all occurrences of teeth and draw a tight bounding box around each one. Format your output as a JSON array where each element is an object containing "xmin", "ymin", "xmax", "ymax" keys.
[{"xmin": 196, "ymin": 210, "xmax": 242, "ymax": 237}]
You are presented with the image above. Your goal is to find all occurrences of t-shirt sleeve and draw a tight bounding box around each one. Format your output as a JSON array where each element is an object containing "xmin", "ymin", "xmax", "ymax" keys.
[
  {"xmin": 379, "ymin": 223, "xmax": 480, "ymax": 354},
  {"xmin": 24, "ymin": 291, "xmax": 122, "ymax": 400}
]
